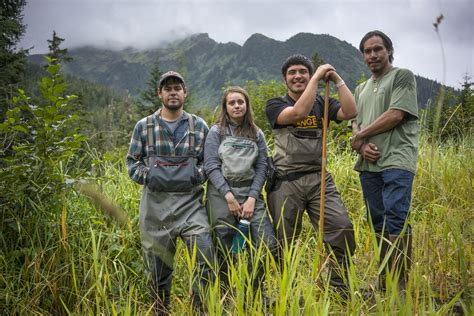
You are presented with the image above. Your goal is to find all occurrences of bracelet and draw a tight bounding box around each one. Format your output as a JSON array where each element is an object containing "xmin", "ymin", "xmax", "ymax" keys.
[{"xmin": 336, "ymin": 80, "xmax": 346, "ymax": 88}]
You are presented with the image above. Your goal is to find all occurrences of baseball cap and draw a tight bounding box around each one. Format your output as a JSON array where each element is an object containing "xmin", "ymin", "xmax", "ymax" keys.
[{"xmin": 158, "ymin": 71, "xmax": 186, "ymax": 89}]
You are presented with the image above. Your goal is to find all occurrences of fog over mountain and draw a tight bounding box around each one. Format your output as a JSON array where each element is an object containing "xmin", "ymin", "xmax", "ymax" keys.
[{"xmin": 22, "ymin": 0, "xmax": 473, "ymax": 89}]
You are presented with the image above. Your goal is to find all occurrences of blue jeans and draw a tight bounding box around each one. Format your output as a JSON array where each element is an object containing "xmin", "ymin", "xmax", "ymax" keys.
[{"xmin": 359, "ymin": 169, "xmax": 415, "ymax": 235}]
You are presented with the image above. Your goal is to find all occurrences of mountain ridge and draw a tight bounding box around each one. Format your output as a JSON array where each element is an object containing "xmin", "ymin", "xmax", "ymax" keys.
[{"xmin": 28, "ymin": 32, "xmax": 443, "ymax": 108}]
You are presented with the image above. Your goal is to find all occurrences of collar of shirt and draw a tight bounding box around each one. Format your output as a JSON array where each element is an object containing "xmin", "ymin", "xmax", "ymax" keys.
[{"xmin": 152, "ymin": 110, "xmax": 190, "ymax": 154}]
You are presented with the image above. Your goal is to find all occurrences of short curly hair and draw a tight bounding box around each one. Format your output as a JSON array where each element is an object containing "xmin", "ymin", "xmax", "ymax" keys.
[{"xmin": 281, "ymin": 54, "xmax": 314, "ymax": 77}]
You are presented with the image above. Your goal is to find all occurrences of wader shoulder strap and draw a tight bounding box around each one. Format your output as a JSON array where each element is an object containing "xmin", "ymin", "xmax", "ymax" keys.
[
  {"xmin": 187, "ymin": 113, "xmax": 196, "ymax": 157},
  {"xmin": 146, "ymin": 113, "xmax": 196, "ymax": 157},
  {"xmin": 146, "ymin": 115, "xmax": 156, "ymax": 155}
]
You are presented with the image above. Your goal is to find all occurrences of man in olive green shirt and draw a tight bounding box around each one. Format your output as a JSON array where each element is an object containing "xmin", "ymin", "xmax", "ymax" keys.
[{"xmin": 351, "ymin": 30, "xmax": 419, "ymax": 292}]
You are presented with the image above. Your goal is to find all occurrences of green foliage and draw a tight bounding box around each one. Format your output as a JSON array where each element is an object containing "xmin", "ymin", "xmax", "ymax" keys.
[
  {"xmin": 244, "ymin": 80, "xmax": 287, "ymax": 151},
  {"xmin": 311, "ymin": 51, "xmax": 325, "ymax": 69},
  {"xmin": 0, "ymin": 136, "xmax": 470, "ymax": 314},
  {"xmin": 47, "ymin": 30, "xmax": 72, "ymax": 65},
  {"xmin": 421, "ymin": 74, "xmax": 473, "ymax": 142},
  {"xmin": 83, "ymin": 94, "xmax": 138, "ymax": 151},
  {"xmin": 0, "ymin": 57, "xmax": 86, "ymax": 213},
  {"xmin": 0, "ymin": 59, "xmax": 88, "ymax": 311},
  {"xmin": 311, "ymin": 51, "xmax": 327, "ymax": 91},
  {"xmin": 137, "ymin": 57, "xmax": 161, "ymax": 111},
  {"xmin": 21, "ymin": 57, "xmax": 142, "ymax": 151},
  {"xmin": 0, "ymin": 0, "xmax": 28, "ymax": 119},
  {"xmin": 194, "ymin": 104, "xmax": 217, "ymax": 127},
  {"xmin": 356, "ymin": 72, "xmax": 367, "ymax": 86}
]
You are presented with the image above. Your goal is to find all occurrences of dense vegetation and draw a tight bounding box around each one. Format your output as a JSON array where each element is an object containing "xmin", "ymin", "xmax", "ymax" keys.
[
  {"xmin": 1, "ymin": 4, "xmax": 472, "ymax": 314},
  {"xmin": 1, "ymin": 55, "xmax": 472, "ymax": 314},
  {"xmin": 0, "ymin": 0, "xmax": 28, "ymax": 121}
]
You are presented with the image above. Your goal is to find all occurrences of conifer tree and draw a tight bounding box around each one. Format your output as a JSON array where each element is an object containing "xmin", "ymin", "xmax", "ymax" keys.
[
  {"xmin": 311, "ymin": 51, "xmax": 325, "ymax": 69},
  {"xmin": 138, "ymin": 57, "xmax": 161, "ymax": 111},
  {"xmin": 0, "ymin": 0, "xmax": 28, "ymax": 119},
  {"xmin": 312, "ymin": 52, "xmax": 326, "ymax": 91},
  {"xmin": 47, "ymin": 30, "xmax": 72, "ymax": 65}
]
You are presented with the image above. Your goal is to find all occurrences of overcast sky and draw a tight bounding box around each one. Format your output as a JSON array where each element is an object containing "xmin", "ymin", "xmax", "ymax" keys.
[{"xmin": 21, "ymin": 0, "xmax": 473, "ymax": 89}]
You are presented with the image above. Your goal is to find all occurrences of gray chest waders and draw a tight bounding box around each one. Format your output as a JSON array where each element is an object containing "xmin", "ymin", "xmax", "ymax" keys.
[
  {"xmin": 207, "ymin": 135, "xmax": 258, "ymax": 246},
  {"xmin": 273, "ymin": 126, "xmax": 323, "ymax": 176},
  {"xmin": 272, "ymin": 95, "xmax": 324, "ymax": 176},
  {"xmin": 139, "ymin": 113, "xmax": 208, "ymax": 250},
  {"xmin": 207, "ymin": 134, "xmax": 277, "ymax": 294},
  {"xmin": 139, "ymin": 112, "xmax": 215, "ymax": 313},
  {"xmin": 218, "ymin": 135, "xmax": 258, "ymax": 183}
]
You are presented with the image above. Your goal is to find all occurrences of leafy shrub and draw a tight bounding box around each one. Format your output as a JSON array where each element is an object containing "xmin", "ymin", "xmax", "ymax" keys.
[{"xmin": 0, "ymin": 57, "xmax": 86, "ymax": 223}]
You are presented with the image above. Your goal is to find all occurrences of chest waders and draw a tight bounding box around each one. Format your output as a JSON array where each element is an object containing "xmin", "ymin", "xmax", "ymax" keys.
[
  {"xmin": 206, "ymin": 133, "xmax": 278, "ymax": 297},
  {"xmin": 139, "ymin": 112, "xmax": 214, "ymax": 314},
  {"xmin": 273, "ymin": 126, "xmax": 323, "ymax": 177},
  {"xmin": 207, "ymin": 134, "xmax": 259, "ymax": 249},
  {"xmin": 272, "ymin": 94, "xmax": 324, "ymax": 178}
]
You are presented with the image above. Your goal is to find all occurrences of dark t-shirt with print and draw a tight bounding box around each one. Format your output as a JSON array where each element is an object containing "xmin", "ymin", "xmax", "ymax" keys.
[{"xmin": 265, "ymin": 94, "xmax": 341, "ymax": 130}]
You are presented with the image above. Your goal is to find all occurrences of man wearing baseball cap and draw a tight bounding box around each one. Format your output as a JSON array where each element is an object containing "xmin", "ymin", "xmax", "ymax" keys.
[{"xmin": 126, "ymin": 70, "xmax": 215, "ymax": 314}]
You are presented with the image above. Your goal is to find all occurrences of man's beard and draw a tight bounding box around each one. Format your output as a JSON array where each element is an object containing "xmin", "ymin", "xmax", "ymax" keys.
[
  {"xmin": 286, "ymin": 79, "xmax": 306, "ymax": 95},
  {"xmin": 163, "ymin": 101, "xmax": 183, "ymax": 111},
  {"xmin": 288, "ymin": 85, "xmax": 305, "ymax": 95}
]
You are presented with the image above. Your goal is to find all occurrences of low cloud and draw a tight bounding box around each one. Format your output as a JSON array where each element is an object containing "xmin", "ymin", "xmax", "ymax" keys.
[{"xmin": 21, "ymin": 0, "xmax": 473, "ymax": 88}]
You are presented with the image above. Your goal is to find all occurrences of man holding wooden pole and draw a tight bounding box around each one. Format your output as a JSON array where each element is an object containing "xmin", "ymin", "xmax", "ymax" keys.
[{"xmin": 265, "ymin": 54, "xmax": 357, "ymax": 291}]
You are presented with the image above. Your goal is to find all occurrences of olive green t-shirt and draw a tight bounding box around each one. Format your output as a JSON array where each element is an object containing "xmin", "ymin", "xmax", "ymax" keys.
[{"xmin": 354, "ymin": 67, "xmax": 419, "ymax": 173}]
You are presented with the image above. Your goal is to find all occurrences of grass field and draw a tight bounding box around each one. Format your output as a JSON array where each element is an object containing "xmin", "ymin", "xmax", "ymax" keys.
[{"xmin": 1, "ymin": 136, "xmax": 472, "ymax": 315}]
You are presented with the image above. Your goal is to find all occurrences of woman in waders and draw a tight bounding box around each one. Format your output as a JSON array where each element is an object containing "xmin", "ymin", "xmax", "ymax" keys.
[{"xmin": 204, "ymin": 86, "xmax": 277, "ymax": 307}]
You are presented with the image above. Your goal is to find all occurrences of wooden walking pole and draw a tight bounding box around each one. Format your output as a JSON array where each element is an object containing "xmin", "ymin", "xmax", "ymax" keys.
[{"xmin": 319, "ymin": 81, "xmax": 330, "ymax": 245}]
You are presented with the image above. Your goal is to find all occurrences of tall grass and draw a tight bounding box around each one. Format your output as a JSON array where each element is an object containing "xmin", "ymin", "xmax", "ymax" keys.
[{"xmin": 1, "ymin": 137, "xmax": 471, "ymax": 315}]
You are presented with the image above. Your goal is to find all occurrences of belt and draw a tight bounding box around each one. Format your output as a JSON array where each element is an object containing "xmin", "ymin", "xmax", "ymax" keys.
[
  {"xmin": 277, "ymin": 171, "xmax": 316, "ymax": 182},
  {"xmin": 227, "ymin": 179, "xmax": 253, "ymax": 187}
]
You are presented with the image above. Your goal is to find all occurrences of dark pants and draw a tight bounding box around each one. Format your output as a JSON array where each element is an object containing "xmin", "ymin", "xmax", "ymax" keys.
[
  {"xmin": 359, "ymin": 168, "xmax": 415, "ymax": 235},
  {"xmin": 267, "ymin": 172, "xmax": 356, "ymax": 286}
]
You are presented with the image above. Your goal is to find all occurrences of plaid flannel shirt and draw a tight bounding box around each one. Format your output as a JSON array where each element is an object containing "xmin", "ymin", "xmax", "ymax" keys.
[{"xmin": 126, "ymin": 110, "xmax": 209, "ymax": 185}]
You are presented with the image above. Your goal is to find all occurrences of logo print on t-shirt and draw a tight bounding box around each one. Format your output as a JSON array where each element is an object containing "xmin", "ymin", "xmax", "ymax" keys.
[{"xmin": 295, "ymin": 115, "xmax": 318, "ymax": 129}]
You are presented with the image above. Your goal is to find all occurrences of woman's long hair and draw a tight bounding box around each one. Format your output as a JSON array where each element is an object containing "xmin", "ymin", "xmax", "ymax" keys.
[{"xmin": 216, "ymin": 86, "xmax": 258, "ymax": 139}]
